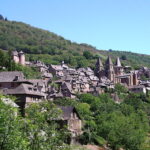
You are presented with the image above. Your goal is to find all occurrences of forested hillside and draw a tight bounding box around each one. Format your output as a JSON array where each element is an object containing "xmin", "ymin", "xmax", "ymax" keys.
[{"xmin": 0, "ymin": 18, "xmax": 150, "ymax": 68}]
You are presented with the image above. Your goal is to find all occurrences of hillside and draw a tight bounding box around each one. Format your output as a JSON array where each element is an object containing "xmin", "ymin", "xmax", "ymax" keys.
[{"xmin": 0, "ymin": 19, "xmax": 150, "ymax": 68}]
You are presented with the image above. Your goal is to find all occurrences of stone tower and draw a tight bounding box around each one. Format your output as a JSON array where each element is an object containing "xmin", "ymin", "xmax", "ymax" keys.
[
  {"xmin": 105, "ymin": 56, "xmax": 115, "ymax": 81},
  {"xmin": 12, "ymin": 51, "xmax": 25, "ymax": 66},
  {"xmin": 12, "ymin": 51, "xmax": 19, "ymax": 64},
  {"xmin": 18, "ymin": 51, "xmax": 25, "ymax": 66},
  {"xmin": 95, "ymin": 57, "xmax": 105, "ymax": 79},
  {"xmin": 114, "ymin": 57, "xmax": 124, "ymax": 75},
  {"xmin": 133, "ymin": 72, "xmax": 138, "ymax": 85}
]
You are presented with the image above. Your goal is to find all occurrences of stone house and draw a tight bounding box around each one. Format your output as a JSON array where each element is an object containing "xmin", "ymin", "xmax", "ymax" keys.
[
  {"xmin": 137, "ymin": 67, "xmax": 150, "ymax": 80},
  {"xmin": 41, "ymin": 72, "xmax": 53, "ymax": 81},
  {"xmin": 128, "ymin": 85, "xmax": 146, "ymax": 94},
  {"xmin": 80, "ymin": 77, "xmax": 90, "ymax": 93},
  {"xmin": 3, "ymin": 83, "xmax": 45, "ymax": 115},
  {"xmin": 61, "ymin": 82, "xmax": 76, "ymax": 98},
  {"xmin": 32, "ymin": 60, "xmax": 49, "ymax": 73},
  {"xmin": 89, "ymin": 86, "xmax": 105, "ymax": 96},
  {"xmin": 71, "ymin": 81, "xmax": 80, "ymax": 93},
  {"xmin": 58, "ymin": 106, "xmax": 82, "ymax": 144},
  {"xmin": 28, "ymin": 79, "xmax": 49, "ymax": 98},
  {"xmin": 0, "ymin": 71, "xmax": 30, "ymax": 89},
  {"xmin": 49, "ymin": 64, "xmax": 64, "ymax": 77},
  {"xmin": 89, "ymin": 75, "xmax": 99, "ymax": 86}
]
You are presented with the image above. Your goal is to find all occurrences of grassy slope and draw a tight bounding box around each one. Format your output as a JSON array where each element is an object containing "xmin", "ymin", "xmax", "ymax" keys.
[{"xmin": 0, "ymin": 20, "xmax": 150, "ymax": 68}]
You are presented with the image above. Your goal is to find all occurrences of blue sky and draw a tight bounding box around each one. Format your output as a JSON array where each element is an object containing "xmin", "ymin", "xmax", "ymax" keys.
[{"xmin": 1, "ymin": 0, "xmax": 150, "ymax": 54}]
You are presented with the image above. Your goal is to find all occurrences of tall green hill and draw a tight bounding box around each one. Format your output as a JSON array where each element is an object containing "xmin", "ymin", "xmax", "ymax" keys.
[{"xmin": 0, "ymin": 19, "xmax": 150, "ymax": 68}]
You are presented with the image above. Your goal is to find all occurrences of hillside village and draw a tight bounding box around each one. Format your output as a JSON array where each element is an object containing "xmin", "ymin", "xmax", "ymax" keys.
[
  {"xmin": 1, "ymin": 50, "xmax": 150, "ymax": 108},
  {"xmin": 0, "ymin": 51, "xmax": 150, "ymax": 109},
  {"xmin": 9, "ymin": 50, "xmax": 150, "ymax": 100},
  {"xmin": 1, "ymin": 50, "xmax": 150, "ymax": 145}
]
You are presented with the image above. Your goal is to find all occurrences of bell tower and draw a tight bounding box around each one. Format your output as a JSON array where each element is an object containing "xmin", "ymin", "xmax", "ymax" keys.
[
  {"xmin": 114, "ymin": 57, "xmax": 124, "ymax": 75},
  {"xmin": 105, "ymin": 56, "xmax": 115, "ymax": 81},
  {"xmin": 95, "ymin": 57, "xmax": 105, "ymax": 79}
]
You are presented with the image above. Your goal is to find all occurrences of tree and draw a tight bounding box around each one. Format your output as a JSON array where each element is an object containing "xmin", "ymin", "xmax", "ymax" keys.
[
  {"xmin": 83, "ymin": 51, "xmax": 93, "ymax": 59},
  {"xmin": 0, "ymin": 50, "xmax": 7, "ymax": 68},
  {"xmin": 76, "ymin": 57, "xmax": 88, "ymax": 68},
  {"xmin": 0, "ymin": 95, "xmax": 74, "ymax": 150},
  {"xmin": 114, "ymin": 83, "xmax": 128, "ymax": 94},
  {"xmin": 0, "ymin": 15, "xmax": 4, "ymax": 20},
  {"xmin": 121, "ymin": 55, "xmax": 127, "ymax": 60},
  {"xmin": 0, "ymin": 95, "xmax": 28, "ymax": 150},
  {"xmin": 24, "ymin": 101, "xmax": 69, "ymax": 150},
  {"xmin": 96, "ymin": 111, "xmax": 149, "ymax": 150}
]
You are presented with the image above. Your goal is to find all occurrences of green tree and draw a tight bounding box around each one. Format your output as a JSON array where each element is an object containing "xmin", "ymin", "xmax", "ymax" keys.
[
  {"xmin": 83, "ymin": 51, "xmax": 93, "ymax": 59},
  {"xmin": 0, "ymin": 95, "xmax": 28, "ymax": 150},
  {"xmin": 24, "ymin": 101, "xmax": 69, "ymax": 150},
  {"xmin": 0, "ymin": 15, "xmax": 4, "ymax": 20},
  {"xmin": 96, "ymin": 111, "xmax": 149, "ymax": 150},
  {"xmin": 114, "ymin": 83, "xmax": 128, "ymax": 94}
]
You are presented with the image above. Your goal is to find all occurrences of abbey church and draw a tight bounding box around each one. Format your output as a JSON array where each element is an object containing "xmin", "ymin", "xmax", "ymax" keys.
[{"xmin": 95, "ymin": 56, "xmax": 138, "ymax": 86}]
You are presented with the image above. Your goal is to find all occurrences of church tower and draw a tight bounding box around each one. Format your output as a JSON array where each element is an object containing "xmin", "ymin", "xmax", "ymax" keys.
[
  {"xmin": 105, "ymin": 56, "xmax": 115, "ymax": 81},
  {"xmin": 114, "ymin": 57, "xmax": 124, "ymax": 75},
  {"xmin": 95, "ymin": 57, "xmax": 105, "ymax": 79},
  {"xmin": 133, "ymin": 72, "xmax": 138, "ymax": 85}
]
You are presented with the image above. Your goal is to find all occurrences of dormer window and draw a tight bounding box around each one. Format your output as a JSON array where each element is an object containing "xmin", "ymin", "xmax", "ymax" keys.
[
  {"xmin": 28, "ymin": 87, "xmax": 32, "ymax": 91},
  {"xmin": 34, "ymin": 88, "xmax": 37, "ymax": 91},
  {"xmin": 13, "ymin": 75, "xmax": 19, "ymax": 81}
]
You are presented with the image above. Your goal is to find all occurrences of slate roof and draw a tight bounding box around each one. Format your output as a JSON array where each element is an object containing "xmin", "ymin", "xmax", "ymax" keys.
[
  {"xmin": 12, "ymin": 51, "xmax": 18, "ymax": 56},
  {"xmin": 0, "ymin": 71, "xmax": 25, "ymax": 82},
  {"xmin": 59, "ymin": 106, "xmax": 81, "ymax": 120},
  {"xmin": 115, "ymin": 57, "xmax": 122, "ymax": 67},
  {"xmin": 62, "ymin": 82, "xmax": 72, "ymax": 92},
  {"xmin": 106, "ymin": 56, "xmax": 113, "ymax": 66},
  {"xmin": 42, "ymin": 72, "xmax": 53, "ymax": 78},
  {"xmin": 3, "ymin": 83, "xmax": 45, "ymax": 97},
  {"xmin": 96, "ymin": 57, "xmax": 104, "ymax": 68},
  {"xmin": 82, "ymin": 77, "xmax": 88, "ymax": 83},
  {"xmin": 50, "ymin": 65, "xmax": 63, "ymax": 71},
  {"xmin": 48, "ymin": 92, "xmax": 63, "ymax": 99},
  {"xmin": 86, "ymin": 67, "xmax": 94, "ymax": 72},
  {"xmin": 128, "ymin": 85, "xmax": 145, "ymax": 89},
  {"xmin": 89, "ymin": 76, "xmax": 99, "ymax": 81},
  {"xmin": 18, "ymin": 51, "xmax": 24, "ymax": 55},
  {"xmin": 28, "ymin": 79, "xmax": 48, "ymax": 86}
]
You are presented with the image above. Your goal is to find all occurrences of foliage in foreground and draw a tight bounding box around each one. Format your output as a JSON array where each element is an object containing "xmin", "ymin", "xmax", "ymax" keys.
[
  {"xmin": 55, "ymin": 91, "xmax": 150, "ymax": 150},
  {"xmin": 1, "ymin": 88, "xmax": 150, "ymax": 150},
  {"xmin": 0, "ymin": 96, "xmax": 71, "ymax": 150}
]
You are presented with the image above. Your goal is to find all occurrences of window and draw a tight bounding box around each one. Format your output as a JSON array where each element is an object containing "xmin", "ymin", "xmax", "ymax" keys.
[{"xmin": 28, "ymin": 88, "xmax": 32, "ymax": 91}]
